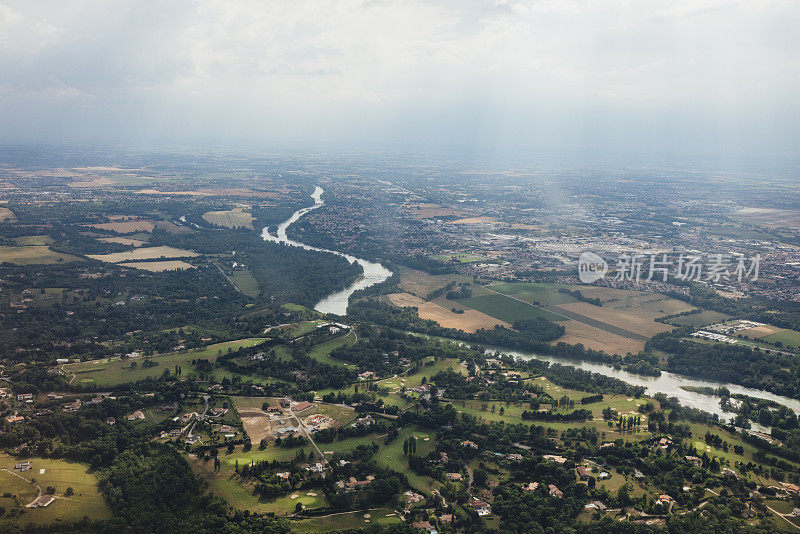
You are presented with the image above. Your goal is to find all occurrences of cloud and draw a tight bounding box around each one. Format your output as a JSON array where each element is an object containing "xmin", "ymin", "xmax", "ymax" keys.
[{"xmin": 0, "ymin": 0, "xmax": 798, "ymax": 158}]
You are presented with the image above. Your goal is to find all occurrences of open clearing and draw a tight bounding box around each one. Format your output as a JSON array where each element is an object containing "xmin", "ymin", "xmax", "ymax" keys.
[
  {"xmin": 292, "ymin": 508, "xmax": 401, "ymax": 532},
  {"xmin": 558, "ymin": 320, "xmax": 645, "ymax": 355},
  {"xmin": 90, "ymin": 219, "xmax": 156, "ymax": 233},
  {"xmin": 232, "ymin": 397, "xmax": 272, "ymax": 444},
  {"xmin": 0, "ymin": 206, "xmax": 16, "ymax": 221},
  {"xmin": 230, "ymin": 270, "xmax": 260, "ymax": 297},
  {"xmin": 556, "ymin": 302, "xmax": 672, "ymax": 338},
  {"xmin": 202, "ymin": 210, "xmax": 255, "ymax": 229},
  {"xmin": 0, "ymin": 454, "xmax": 111, "ymax": 526},
  {"xmin": 13, "ymin": 235, "xmax": 53, "ymax": 246},
  {"xmin": 761, "ymin": 329, "xmax": 800, "ymax": 348},
  {"xmin": 96, "ymin": 236, "xmax": 148, "ymax": 247},
  {"xmin": 387, "ymin": 292, "xmax": 510, "ymax": 332},
  {"xmin": 0, "ymin": 246, "xmax": 81, "ymax": 265},
  {"xmin": 87, "ymin": 245, "xmax": 199, "ymax": 263},
  {"xmin": 64, "ymin": 338, "xmax": 266, "ymax": 386},
  {"xmin": 396, "ymin": 267, "xmax": 470, "ymax": 297},
  {"xmin": 403, "ymin": 203, "xmax": 469, "ymax": 220},
  {"xmin": 460, "ymin": 292, "xmax": 565, "ymax": 323},
  {"xmin": 118, "ymin": 260, "xmax": 196, "ymax": 271},
  {"xmin": 669, "ymin": 310, "xmax": 731, "ymax": 327}
]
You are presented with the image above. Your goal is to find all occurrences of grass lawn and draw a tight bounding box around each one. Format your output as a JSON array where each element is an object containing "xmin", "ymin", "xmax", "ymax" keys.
[
  {"xmin": 669, "ymin": 310, "xmax": 731, "ymax": 327},
  {"xmin": 291, "ymin": 508, "xmax": 401, "ymax": 532},
  {"xmin": 305, "ymin": 332, "xmax": 357, "ymax": 367},
  {"xmin": 762, "ymin": 329, "xmax": 800, "ymax": 349},
  {"xmin": 375, "ymin": 426, "xmax": 437, "ymax": 493},
  {"xmin": 64, "ymin": 338, "xmax": 266, "ymax": 386},
  {"xmin": 230, "ymin": 270, "xmax": 260, "ymax": 298},
  {"xmin": 0, "ymin": 454, "xmax": 111, "ymax": 526},
  {"xmin": 766, "ymin": 499, "xmax": 796, "ymax": 514},
  {"xmin": 459, "ymin": 292, "xmax": 565, "ymax": 323}
]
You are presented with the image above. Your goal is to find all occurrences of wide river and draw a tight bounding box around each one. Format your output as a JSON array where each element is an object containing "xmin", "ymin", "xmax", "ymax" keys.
[
  {"xmin": 263, "ymin": 187, "xmax": 800, "ymax": 421},
  {"xmin": 262, "ymin": 186, "xmax": 392, "ymax": 315}
]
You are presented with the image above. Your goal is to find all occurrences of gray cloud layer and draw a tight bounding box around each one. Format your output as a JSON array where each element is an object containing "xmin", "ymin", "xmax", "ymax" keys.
[{"xmin": 1, "ymin": 0, "xmax": 798, "ymax": 159}]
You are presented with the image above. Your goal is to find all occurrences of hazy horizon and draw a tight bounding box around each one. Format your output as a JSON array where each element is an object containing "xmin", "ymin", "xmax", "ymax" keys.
[{"xmin": 1, "ymin": 1, "xmax": 799, "ymax": 162}]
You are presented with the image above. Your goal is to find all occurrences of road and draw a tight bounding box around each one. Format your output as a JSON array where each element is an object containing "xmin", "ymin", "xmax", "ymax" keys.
[
  {"xmin": 288, "ymin": 406, "xmax": 329, "ymax": 468},
  {"xmin": 2, "ymin": 467, "xmax": 42, "ymax": 504}
]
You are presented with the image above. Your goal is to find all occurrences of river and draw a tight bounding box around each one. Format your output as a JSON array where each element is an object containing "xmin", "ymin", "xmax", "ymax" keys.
[
  {"xmin": 261, "ymin": 186, "xmax": 392, "ymax": 315},
  {"xmin": 263, "ymin": 187, "xmax": 800, "ymax": 421}
]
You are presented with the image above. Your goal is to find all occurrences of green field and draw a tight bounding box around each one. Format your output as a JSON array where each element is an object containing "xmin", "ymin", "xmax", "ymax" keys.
[
  {"xmin": 0, "ymin": 245, "xmax": 82, "ymax": 265},
  {"xmin": 431, "ymin": 252, "xmax": 489, "ymax": 263},
  {"xmin": 376, "ymin": 426, "xmax": 437, "ymax": 492},
  {"xmin": 490, "ymin": 282, "xmax": 578, "ymax": 307},
  {"xmin": 459, "ymin": 292, "xmax": 565, "ymax": 323},
  {"xmin": 762, "ymin": 329, "xmax": 800, "ymax": 349},
  {"xmin": 669, "ymin": 310, "xmax": 732, "ymax": 327},
  {"xmin": 305, "ymin": 332, "xmax": 357, "ymax": 367},
  {"xmin": 230, "ymin": 270, "xmax": 260, "ymax": 298},
  {"xmin": 64, "ymin": 338, "xmax": 266, "ymax": 386},
  {"xmin": 0, "ymin": 454, "xmax": 111, "ymax": 526},
  {"xmin": 291, "ymin": 508, "xmax": 401, "ymax": 532}
]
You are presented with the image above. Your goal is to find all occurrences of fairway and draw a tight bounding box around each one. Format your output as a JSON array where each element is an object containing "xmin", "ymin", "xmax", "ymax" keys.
[
  {"xmin": 64, "ymin": 338, "xmax": 266, "ymax": 386},
  {"xmin": 291, "ymin": 508, "xmax": 401, "ymax": 532},
  {"xmin": 0, "ymin": 454, "xmax": 111, "ymax": 526},
  {"xmin": 0, "ymin": 245, "xmax": 82, "ymax": 265},
  {"xmin": 459, "ymin": 292, "xmax": 565, "ymax": 323}
]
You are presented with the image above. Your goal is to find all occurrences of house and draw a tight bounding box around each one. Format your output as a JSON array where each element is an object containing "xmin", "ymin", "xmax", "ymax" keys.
[
  {"xmin": 404, "ymin": 490, "xmax": 424, "ymax": 504},
  {"xmin": 358, "ymin": 371, "xmax": 375, "ymax": 380},
  {"xmin": 543, "ymin": 454, "xmax": 566, "ymax": 465},
  {"xmin": 184, "ymin": 436, "xmax": 201, "ymax": 445},
  {"xmin": 659, "ymin": 494, "xmax": 674, "ymax": 504},
  {"xmin": 207, "ymin": 407, "xmax": 228, "ymax": 418},
  {"xmin": 411, "ymin": 521, "xmax": 435, "ymax": 533},
  {"xmin": 27, "ymin": 495, "xmax": 54, "ymax": 508},
  {"xmin": 280, "ymin": 397, "xmax": 292, "ymax": 408},
  {"xmin": 507, "ymin": 453, "xmax": 524, "ymax": 461},
  {"xmin": 523, "ymin": 482, "xmax": 539, "ymax": 492},
  {"xmin": 783, "ymin": 483, "xmax": 800, "ymax": 495},
  {"xmin": 685, "ymin": 455, "xmax": 702, "ymax": 467},
  {"xmin": 215, "ymin": 425, "xmax": 235, "ymax": 433},
  {"xmin": 438, "ymin": 514, "xmax": 453, "ymax": 523},
  {"xmin": 276, "ymin": 472, "xmax": 290, "ymax": 480},
  {"xmin": 15, "ymin": 461, "xmax": 32, "ymax": 471},
  {"xmin": 5, "ymin": 415, "xmax": 24, "ymax": 424},
  {"xmin": 106, "ymin": 417, "xmax": 116, "ymax": 426},
  {"xmin": 292, "ymin": 401, "xmax": 314, "ymax": 412},
  {"xmin": 659, "ymin": 437, "xmax": 673, "ymax": 447},
  {"xmin": 126, "ymin": 410, "xmax": 145, "ymax": 421},
  {"xmin": 470, "ymin": 497, "xmax": 491, "ymax": 516},
  {"xmin": 548, "ymin": 484, "xmax": 563, "ymax": 498},
  {"xmin": 445, "ymin": 472, "xmax": 463, "ymax": 481},
  {"xmin": 461, "ymin": 440, "xmax": 478, "ymax": 449},
  {"xmin": 577, "ymin": 466, "xmax": 592, "ymax": 480},
  {"xmin": 722, "ymin": 467, "xmax": 739, "ymax": 478},
  {"xmin": 585, "ymin": 501, "xmax": 608, "ymax": 512}
]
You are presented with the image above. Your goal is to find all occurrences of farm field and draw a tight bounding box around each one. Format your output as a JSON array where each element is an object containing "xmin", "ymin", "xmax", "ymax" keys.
[
  {"xmin": 669, "ymin": 310, "xmax": 732, "ymax": 327},
  {"xmin": 555, "ymin": 302, "xmax": 671, "ymax": 339},
  {"xmin": 431, "ymin": 252, "xmax": 489, "ymax": 263},
  {"xmin": 202, "ymin": 209, "xmax": 255, "ymax": 229},
  {"xmin": 0, "ymin": 245, "xmax": 81, "ymax": 265},
  {"xmin": 13, "ymin": 235, "xmax": 53, "ymax": 245},
  {"xmin": 230, "ymin": 269, "xmax": 260, "ymax": 297},
  {"xmin": 87, "ymin": 245, "xmax": 199, "ymax": 263},
  {"xmin": 558, "ymin": 320, "xmax": 645, "ymax": 355},
  {"xmin": 396, "ymin": 267, "xmax": 470, "ymax": 298},
  {"xmin": 459, "ymin": 292, "xmax": 565, "ymax": 323},
  {"xmin": 752, "ymin": 328, "xmax": 800, "ymax": 348},
  {"xmin": 64, "ymin": 338, "xmax": 266, "ymax": 386},
  {"xmin": 118, "ymin": 260, "xmax": 196, "ymax": 271},
  {"xmin": 89, "ymin": 219, "xmax": 156, "ymax": 233},
  {"xmin": 0, "ymin": 454, "xmax": 111, "ymax": 526},
  {"xmin": 386, "ymin": 292, "xmax": 510, "ymax": 333},
  {"xmin": 0, "ymin": 206, "xmax": 16, "ymax": 221},
  {"xmin": 96, "ymin": 236, "xmax": 148, "ymax": 247}
]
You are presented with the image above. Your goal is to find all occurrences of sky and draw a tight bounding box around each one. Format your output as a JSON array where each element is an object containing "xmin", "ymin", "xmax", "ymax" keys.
[{"xmin": 1, "ymin": 0, "xmax": 799, "ymax": 161}]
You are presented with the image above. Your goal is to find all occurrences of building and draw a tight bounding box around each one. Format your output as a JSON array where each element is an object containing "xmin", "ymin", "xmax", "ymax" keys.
[
  {"xmin": 523, "ymin": 482, "xmax": 539, "ymax": 492},
  {"xmin": 577, "ymin": 466, "xmax": 592, "ymax": 480},
  {"xmin": 445, "ymin": 472, "xmax": 463, "ymax": 481},
  {"xmin": 548, "ymin": 484, "xmax": 563, "ymax": 498},
  {"xmin": 292, "ymin": 401, "xmax": 314, "ymax": 412},
  {"xmin": 470, "ymin": 497, "xmax": 491, "ymax": 516}
]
